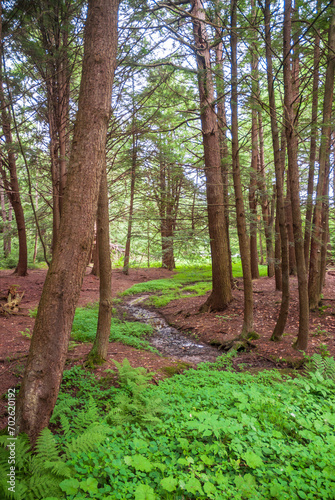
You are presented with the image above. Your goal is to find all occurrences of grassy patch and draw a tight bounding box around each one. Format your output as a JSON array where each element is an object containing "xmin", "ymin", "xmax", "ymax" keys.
[
  {"xmin": 121, "ymin": 261, "xmax": 268, "ymax": 307},
  {"xmin": 71, "ymin": 303, "xmax": 157, "ymax": 353}
]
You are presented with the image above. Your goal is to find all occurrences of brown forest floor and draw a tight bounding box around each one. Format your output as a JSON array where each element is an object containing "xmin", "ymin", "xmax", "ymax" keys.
[{"xmin": 1, "ymin": 266, "xmax": 335, "ymax": 430}]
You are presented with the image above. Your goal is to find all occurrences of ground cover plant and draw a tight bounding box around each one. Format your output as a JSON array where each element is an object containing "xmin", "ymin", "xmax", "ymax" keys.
[
  {"xmin": 71, "ymin": 303, "xmax": 157, "ymax": 353},
  {"xmin": 120, "ymin": 263, "xmax": 268, "ymax": 308},
  {"xmin": 1, "ymin": 354, "xmax": 334, "ymax": 500}
]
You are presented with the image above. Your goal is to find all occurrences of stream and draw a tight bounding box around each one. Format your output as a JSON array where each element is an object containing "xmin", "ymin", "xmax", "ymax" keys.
[{"xmin": 123, "ymin": 296, "xmax": 220, "ymax": 364}]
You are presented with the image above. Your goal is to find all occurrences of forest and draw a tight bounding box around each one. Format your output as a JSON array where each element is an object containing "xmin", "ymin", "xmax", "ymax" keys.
[{"xmin": 0, "ymin": 0, "xmax": 335, "ymax": 498}]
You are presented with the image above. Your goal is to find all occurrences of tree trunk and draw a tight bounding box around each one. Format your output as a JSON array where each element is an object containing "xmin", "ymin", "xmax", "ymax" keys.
[
  {"xmin": 283, "ymin": 0, "xmax": 309, "ymax": 349},
  {"xmin": 257, "ymin": 112, "xmax": 274, "ymax": 277},
  {"xmin": 231, "ymin": 0, "xmax": 253, "ymax": 334},
  {"xmin": 15, "ymin": 0, "xmax": 119, "ymax": 443},
  {"xmin": 264, "ymin": 0, "xmax": 289, "ymax": 339},
  {"xmin": 308, "ymin": 0, "xmax": 335, "ymax": 310},
  {"xmin": 88, "ymin": 164, "xmax": 112, "ymax": 364},
  {"xmin": 304, "ymin": 3, "xmax": 320, "ymax": 268},
  {"xmin": 123, "ymin": 126, "xmax": 137, "ymax": 275},
  {"xmin": 249, "ymin": 0, "xmax": 259, "ymax": 280},
  {"xmin": 214, "ymin": 5, "xmax": 233, "ymax": 285},
  {"xmin": 191, "ymin": 0, "xmax": 232, "ymax": 311}
]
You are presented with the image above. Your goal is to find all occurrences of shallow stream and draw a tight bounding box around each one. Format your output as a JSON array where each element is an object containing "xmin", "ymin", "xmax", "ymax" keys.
[{"xmin": 123, "ymin": 295, "xmax": 219, "ymax": 363}]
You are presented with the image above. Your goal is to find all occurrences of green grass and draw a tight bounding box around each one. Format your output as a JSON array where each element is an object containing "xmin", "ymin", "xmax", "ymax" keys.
[
  {"xmin": 121, "ymin": 261, "xmax": 268, "ymax": 307},
  {"xmin": 71, "ymin": 303, "xmax": 157, "ymax": 353}
]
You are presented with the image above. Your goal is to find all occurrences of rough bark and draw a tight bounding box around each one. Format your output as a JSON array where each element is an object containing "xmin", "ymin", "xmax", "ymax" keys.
[
  {"xmin": 123, "ymin": 126, "xmax": 137, "ymax": 275},
  {"xmin": 192, "ymin": 0, "xmax": 232, "ymax": 311},
  {"xmin": 264, "ymin": 0, "xmax": 289, "ymax": 340},
  {"xmin": 308, "ymin": 0, "xmax": 335, "ymax": 310},
  {"xmin": 0, "ymin": 10, "xmax": 27, "ymax": 276},
  {"xmin": 304, "ymin": 3, "xmax": 320, "ymax": 268},
  {"xmin": 231, "ymin": 0, "xmax": 253, "ymax": 334},
  {"xmin": 283, "ymin": 0, "xmax": 309, "ymax": 350},
  {"xmin": 87, "ymin": 164, "xmax": 112, "ymax": 364},
  {"xmin": 15, "ymin": 0, "xmax": 119, "ymax": 443},
  {"xmin": 214, "ymin": 5, "xmax": 233, "ymax": 285},
  {"xmin": 249, "ymin": 0, "xmax": 259, "ymax": 280},
  {"xmin": 257, "ymin": 112, "xmax": 274, "ymax": 277}
]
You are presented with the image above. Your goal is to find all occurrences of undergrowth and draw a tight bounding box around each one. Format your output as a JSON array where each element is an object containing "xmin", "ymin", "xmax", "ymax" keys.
[
  {"xmin": 121, "ymin": 262, "xmax": 267, "ymax": 307},
  {"xmin": 1, "ymin": 354, "xmax": 335, "ymax": 499},
  {"xmin": 70, "ymin": 303, "xmax": 157, "ymax": 353}
]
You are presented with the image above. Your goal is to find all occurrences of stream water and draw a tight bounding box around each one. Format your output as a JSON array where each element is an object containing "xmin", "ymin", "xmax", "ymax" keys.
[{"xmin": 123, "ymin": 296, "xmax": 219, "ymax": 363}]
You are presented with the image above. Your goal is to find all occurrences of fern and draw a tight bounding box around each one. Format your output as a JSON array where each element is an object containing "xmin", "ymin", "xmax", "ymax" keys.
[
  {"xmin": 107, "ymin": 358, "xmax": 164, "ymax": 426},
  {"xmin": 65, "ymin": 423, "xmax": 109, "ymax": 458},
  {"xmin": 306, "ymin": 354, "xmax": 335, "ymax": 380}
]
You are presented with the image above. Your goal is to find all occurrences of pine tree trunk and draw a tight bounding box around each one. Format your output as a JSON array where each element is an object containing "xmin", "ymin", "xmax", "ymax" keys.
[
  {"xmin": 264, "ymin": 0, "xmax": 289, "ymax": 339},
  {"xmin": 88, "ymin": 164, "xmax": 112, "ymax": 364},
  {"xmin": 231, "ymin": 0, "xmax": 253, "ymax": 334},
  {"xmin": 283, "ymin": 0, "xmax": 309, "ymax": 349},
  {"xmin": 123, "ymin": 128, "xmax": 137, "ymax": 275},
  {"xmin": 192, "ymin": 0, "xmax": 232, "ymax": 311},
  {"xmin": 15, "ymin": 0, "xmax": 119, "ymax": 443},
  {"xmin": 309, "ymin": 0, "xmax": 335, "ymax": 310},
  {"xmin": 304, "ymin": 4, "xmax": 320, "ymax": 268}
]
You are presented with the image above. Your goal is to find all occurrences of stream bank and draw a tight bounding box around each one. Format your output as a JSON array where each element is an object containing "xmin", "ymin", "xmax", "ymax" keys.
[{"xmin": 122, "ymin": 295, "xmax": 220, "ymax": 364}]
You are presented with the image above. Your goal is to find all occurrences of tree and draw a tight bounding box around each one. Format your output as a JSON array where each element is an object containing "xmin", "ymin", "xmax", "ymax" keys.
[
  {"xmin": 191, "ymin": 0, "xmax": 232, "ymax": 312},
  {"xmin": 230, "ymin": 0, "xmax": 253, "ymax": 335},
  {"xmin": 0, "ymin": 2, "xmax": 28, "ymax": 276},
  {"xmin": 308, "ymin": 0, "xmax": 335, "ymax": 310},
  {"xmin": 15, "ymin": 0, "xmax": 119, "ymax": 443},
  {"xmin": 283, "ymin": 0, "xmax": 309, "ymax": 350}
]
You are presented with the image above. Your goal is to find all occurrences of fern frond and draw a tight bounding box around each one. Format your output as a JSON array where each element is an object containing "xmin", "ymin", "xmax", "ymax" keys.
[
  {"xmin": 65, "ymin": 423, "xmax": 108, "ymax": 459},
  {"xmin": 43, "ymin": 460, "xmax": 72, "ymax": 478},
  {"xmin": 35, "ymin": 428, "xmax": 60, "ymax": 463},
  {"xmin": 59, "ymin": 414, "xmax": 71, "ymax": 438}
]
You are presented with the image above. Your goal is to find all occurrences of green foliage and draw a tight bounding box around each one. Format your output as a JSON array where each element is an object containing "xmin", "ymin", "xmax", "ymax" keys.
[
  {"xmin": 107, "ymin": 359, "xmax": 164, "ymax": 426},
  {"xmin": 121, "ymin": 262, "xmax": 267, "ymax": 308},
  {"xmin": 305, "ymin": 354, "xmax": 335, "ymax": 381},
  {"xmin": 69, "ymin": 365, "xmax": 335, "ymax": 499},
  {"xmin": 70, "ymin": 303, "xmax": 157, "ymax": 353}
]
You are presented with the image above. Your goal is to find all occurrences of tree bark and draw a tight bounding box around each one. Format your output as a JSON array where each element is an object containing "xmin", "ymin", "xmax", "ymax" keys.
[
  {"xmin": 304, "ymin": 2, "xmax": 320, "ymax": 268},
  {"xmin": 15, "ymin": 0, "xmax": 119, "ymax": 443},
  {"xmin": 0, "ymin": 24, "xmax": 28, "ymax": 275},
  {"xmin": 264, "ymin": 0, "xmax": 289, "ymax": 340},
  {"xmin": 283, "ymin": 0, "xmax": 309, "ymax": 349},
  {"xmin": 123, "ymin": 123, "xmax": 137, "ymax": 275},
  {"xmin": 308, "ymin": 0, "xmax": 335, "ymax": 310},
  {"xmin": 230, "ymin": 0, "xmax": 253, "ymax": 334},
  {"xmin": 191, "ymin": 0, "xmax": 232, "ymax": 311},
  {"xmin": 88, "ymin": 163, "xmax": 112, "ymax": 364}
]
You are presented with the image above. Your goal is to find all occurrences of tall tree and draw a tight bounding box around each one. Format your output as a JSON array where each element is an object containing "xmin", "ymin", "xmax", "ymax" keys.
[
  {"xmin": 283, "ymin": 0, "xmax": 309, "ymax": 350},
  {"xmin": 15, "ymin": 0, "xmax": 119, "ymax": 442},
  {"xmin": 231, "ymin": 0, "xmax": 253, "ymax": 334},
  {"xmin": 308, "ymin": 0, "xmax": 335, "ymax": 310},
  {"xmin": 191, "ymin": 0, "xmax": 232, "ymax": 311},
  {"xmin": 0, "ymin": 2, "xmax": 28, "ymax": 276}
]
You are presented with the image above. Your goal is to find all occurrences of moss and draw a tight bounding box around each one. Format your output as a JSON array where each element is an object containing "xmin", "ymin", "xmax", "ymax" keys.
[
  {"xmin": 160, "ymin": 362, "xmax": 192, "ymax": 377},
  {"xmin": 247, "ymin": 332, "xmax": 260, "ymax": 340}
]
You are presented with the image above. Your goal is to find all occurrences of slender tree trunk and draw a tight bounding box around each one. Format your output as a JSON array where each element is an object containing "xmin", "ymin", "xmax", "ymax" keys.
[
  {"xmin": 33, "ymin": 182, "xmax": 39, "ymax": 263},
  {"xmin": 309, "ymin": 0, "xmax": 335, "ymax": 310},
  {"xmin": 304, "ymin": 3, "xmax": 320, "ymax": 268},
  {"xmin": 257, "ymin": 112, "xmax": 274, "ymax": 277},
  {"xmin": 192, "ymin": 0, "xmax": 232, "ymax": 311},
  {"xmin": 214, "ymin": 6, "xmax": 233, "ymax": 285},
  {"xmin": 283, "ymin": 0, "xmax": 309, "ymax": 349},
  {"xmin": 88, "ymin": 163, "xmax": 112, "ymax": 364},
  {"xmin": 0, "ymin": 26, "xmax": 27, "ymax": 275},
  {"xmin": 15, "ymin": 0, "xmax": 119, "ymax": 443},
  {"xmin": 231, "ymin": 0, "xmax": 253, "ymax": 334},
  {"xmin": 249, "ymin": 0, "xmax": 259, "ymax": 280},
  {"xmin": 320, "ymin": 162, "xmax": 330, "ymax": 291},
  {"xmin": 123, "ymin": 125, "xmax": 137, "ymax": 275},
  {"xmin": 264, "ymin": 0, "xmax": 289, "ymax": 339},
  {"xmin": 0, "ymin": 183, "xmax": 10, "ymax": 257},
  {"xmin": 274, "ymin": 213, "xmax": 282, "ymax": 291}
]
